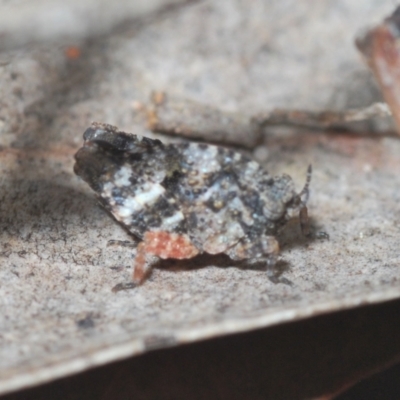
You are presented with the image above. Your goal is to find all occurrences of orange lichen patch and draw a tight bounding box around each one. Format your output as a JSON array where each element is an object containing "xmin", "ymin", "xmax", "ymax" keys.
[
  {"xmin": 142, "ymin": 231, "xmax": 199, "ymax": 259},
  {"xmin": 151, "ymin": 91, "xmax": 166, "ymax": 106},
  {"xmin": 132, "ymin": 231, "xmax": 199, "ymax": 284},
  {"xmin": 132, "ymin": 244, "xmax": 148, "ymax": 284},
  {"xmin": 146, "ymin": 108, "xmax": 159, "ymax": 130},
  {"xmin": 65, "ymin": 46, "xmax": 81, "ymax": 60}
]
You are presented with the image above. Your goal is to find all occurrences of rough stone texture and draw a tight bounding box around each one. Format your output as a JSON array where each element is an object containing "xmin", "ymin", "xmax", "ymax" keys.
[
  {"xmin": 1, "ymin": 0, "xmax": 400, "ymax": 395},
  {"xmin": 0, "ymin": 0, "xmax": 192, "ymax": 50}
]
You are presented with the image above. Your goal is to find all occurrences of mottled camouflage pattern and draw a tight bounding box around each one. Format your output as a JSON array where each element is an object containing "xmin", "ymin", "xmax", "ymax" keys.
[{"xmin": 74, "ymin": 122, "xmax": 310, "ymax": 285}]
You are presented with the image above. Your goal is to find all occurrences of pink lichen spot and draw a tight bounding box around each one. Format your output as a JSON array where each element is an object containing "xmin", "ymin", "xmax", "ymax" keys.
[
  {"xmin": 143, "ymin": 231, "xmax": 199, "ymax": 259},
  {"xmin": 132, "ymin": 231, "xmax": 199, "ymax": 284}
]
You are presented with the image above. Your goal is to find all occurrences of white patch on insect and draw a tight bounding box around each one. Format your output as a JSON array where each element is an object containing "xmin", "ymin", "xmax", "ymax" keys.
[
  {"xmin": 184, "ymin": 144, "xmax": 220, "ymax": 174},
  {"xmin": 245, "ymin": 161, "xmax": 259, "ymax": 175},
  {"xmin": 161, "ymin": 211, "xmax": 185, "ymax": 228},
  {"xmin": 233, "ymin": 153, "xmax": 241, "ymax": 161},
  {"xmin": 114, "ymin": 165, "xmax": 132, "ymax": 187},
  {"xmin": 102, "ymin": 182, "xmax": 114, "ymax": 197},
  {"xmin": 116, "ymin": 197, "xmax": 142, "ymax": 217},
  {"xmin": 134, "ymin": 183, "xmax": 165, "ymax": 205},
  {"xmin": 114, "ymin": 183, "xmax": 165, "ymax": 221}
]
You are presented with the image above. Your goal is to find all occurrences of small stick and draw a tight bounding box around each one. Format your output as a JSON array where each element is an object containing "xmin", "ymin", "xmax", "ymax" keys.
[
  {"xmin": 253, "ymin": 102, "xmax": 391, "ymax": 130},
  {"xmin": 142, "ymin": 92, "xmax": 393, "ymax": 148},
  {"xmin": 145, "ymin": 92, "xmax": 262, "ymax": 148}
]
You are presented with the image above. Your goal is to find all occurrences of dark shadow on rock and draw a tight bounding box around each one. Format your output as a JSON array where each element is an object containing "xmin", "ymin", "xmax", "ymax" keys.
[
  {"xmin": 279, "ymin": 216, "xmax": 329, "ymax": 251},
  {"xmin": 0, "ymin": 177, "xmax": 100, "ymax": 236},
  {"xmin": 152, "ymin": 250, "xmax": 291, "ymax": 285}
]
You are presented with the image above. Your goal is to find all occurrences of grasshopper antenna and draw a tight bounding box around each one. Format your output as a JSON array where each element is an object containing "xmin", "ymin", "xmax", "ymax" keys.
[{"xmin": 299, "ymin": 164, "xmax": 312, "ymax": 204}]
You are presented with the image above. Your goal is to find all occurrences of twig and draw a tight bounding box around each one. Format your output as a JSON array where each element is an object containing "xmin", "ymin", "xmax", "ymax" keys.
[
  {"xmin": 145, "ymin": 92, "xmax": 262, "ymax": 148},
  {"xmin": 253, "ymin": 102, "xmax": 392, "ymax": 130},
  {"xmin": 144, "ymin": 92, "xmax": 393, "ymax": 148}
]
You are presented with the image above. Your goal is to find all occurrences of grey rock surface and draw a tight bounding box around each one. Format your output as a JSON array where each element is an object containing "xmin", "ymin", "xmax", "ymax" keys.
[{"xmin": 1, "ymin": 0, "xmax": 400, "ymax": 395}]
